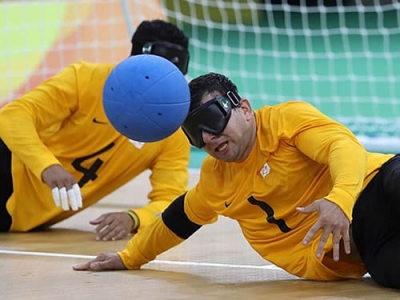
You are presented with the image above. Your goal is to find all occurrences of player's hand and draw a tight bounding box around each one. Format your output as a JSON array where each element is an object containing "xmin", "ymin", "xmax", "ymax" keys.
[
  {"xmin": 90, "ymin": 212, "xmax": 134, "ymax": 241},
  {"xmin": 41, "ymin": 164, "xmax": 83, "ymax": 211},
  {"xmin": 73, "ymin": 253, "xmax": 127, "ymax": 271},
  {"xmin": 297, "ymin": 198, "xmax": 351, "ymax": 261}
]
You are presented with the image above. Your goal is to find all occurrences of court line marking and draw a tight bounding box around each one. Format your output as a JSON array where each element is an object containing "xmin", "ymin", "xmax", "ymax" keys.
[
  {"xmin": 0, "ymin": 249, "xmax": 283, "ymax": 270},
  {"xmin": 0, "ymin": 249, "xmax": 371, "ymax": 277}
]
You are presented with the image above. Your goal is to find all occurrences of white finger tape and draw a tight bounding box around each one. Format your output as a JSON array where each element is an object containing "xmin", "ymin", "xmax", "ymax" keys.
[
  {"xmin": 59, "ymin": 187, "xmax": 69, "ymax": 211},
  {"xmin": 52, "ymin": 187, "xmax": 61, "ymax": 207}
]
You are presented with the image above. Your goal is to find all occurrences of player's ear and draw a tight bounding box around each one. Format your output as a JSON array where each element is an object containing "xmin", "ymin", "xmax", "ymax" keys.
[{"xmin": 239, "ymin": 99, "xmax": 252, "ymax": 118}]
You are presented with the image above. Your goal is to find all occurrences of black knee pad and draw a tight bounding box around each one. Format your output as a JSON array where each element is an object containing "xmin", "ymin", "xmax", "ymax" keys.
[{"xmin": 364, "ymin": 238, "xmax": 400, "ymax": 289}]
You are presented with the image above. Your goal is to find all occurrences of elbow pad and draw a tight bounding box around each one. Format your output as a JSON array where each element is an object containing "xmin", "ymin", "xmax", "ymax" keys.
[{"xmin": 162, "ymin": 193, "xmax": 201, "ymax": 239}]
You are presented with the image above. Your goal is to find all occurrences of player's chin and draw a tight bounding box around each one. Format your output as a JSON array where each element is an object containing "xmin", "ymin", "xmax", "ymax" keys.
[{"xmin": 215, "ymin": 147, "xmax": 239, "ymax": 162}]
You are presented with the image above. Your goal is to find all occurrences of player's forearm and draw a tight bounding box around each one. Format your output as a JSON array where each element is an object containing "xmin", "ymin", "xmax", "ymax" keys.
[
  {"xmin": 0, "ymin": 104, "xmax": 60, "ymax": 178},
  {"xmin": 296, "ymin": 124, "xmax": 368, "ymax": 221},
  {"xmin": 148, "ymin": 129, "xmax": 190, "ymax": 202},
  {"xmin": 148, "ymin": 168, "xmax": 189, "ymax": 204},
  {"xmin": 117, "ymin": 216, "xmax": 185, "ymax": 269},
  {"xmin": 130, "ymin": 200, "xmax": 171, "ymax": 231},
  {"xmin": 118, "ymin": 194, "xmax": 202, "ymax": 269},
  {"xmin": 325, "ymin": 139, "xmax": 367, "ymax": 220}
]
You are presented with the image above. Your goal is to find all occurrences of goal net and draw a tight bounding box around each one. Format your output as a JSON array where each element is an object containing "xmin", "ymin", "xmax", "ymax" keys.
[
  {"xmin": 2, "ymin": 0, "xmax": 399, "ymax": 154},
  {"xmin": 163, "ymin": 0, "xmax": 400, "ymax": 153}
]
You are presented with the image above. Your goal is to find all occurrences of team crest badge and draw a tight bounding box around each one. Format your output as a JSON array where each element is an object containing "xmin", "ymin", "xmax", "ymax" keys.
[{"xmin": 260, "ymin": 162, "xmax": 270, "ymax": 178}]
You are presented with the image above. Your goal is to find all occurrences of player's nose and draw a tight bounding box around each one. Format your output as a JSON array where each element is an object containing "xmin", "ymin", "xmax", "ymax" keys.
[{"xmin": 202, "ymin": 131, "xmax": 218, "ymax": 144}]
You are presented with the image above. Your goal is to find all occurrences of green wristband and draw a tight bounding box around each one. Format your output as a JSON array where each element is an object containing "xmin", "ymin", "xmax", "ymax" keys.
[{"xmin": 124, "ymin": 210, "xmax": 140, "ymax": 232}]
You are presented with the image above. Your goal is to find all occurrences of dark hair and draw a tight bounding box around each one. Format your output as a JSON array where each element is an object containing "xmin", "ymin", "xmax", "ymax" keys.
[
  {"xmin": 130, "ymin": 20, "xmax": 189, "ymax": 55},
  {"xmin": 188, "ymin": 73, "xmax": 239, "ymax": 112}
]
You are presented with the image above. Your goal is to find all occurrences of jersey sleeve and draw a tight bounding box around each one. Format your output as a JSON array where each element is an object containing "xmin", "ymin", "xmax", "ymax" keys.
[
  {"xmin": 131, "ymin": 128, "xmax": 190, "ymax": 230},
  {"xmin": 119, "ymin": 193, "xmax": 201, "ymax": 269},
  {"xmin": 280, "ymin": 102, "xmax": 367, "ymax": 221},
  {"xmin": 0, "ymin": 64, "xmax": 80, "ymax": 179},
  {"xmin": 118, "ymin": 159, "xmax": 218, "ymax": 269},
  {"xmin": 118, "ymin": 216, "xmax": 185, "ymax": 269},
  {"xmin": 183, "ymin": 158, "xmax": 219, "ymax": 225}
]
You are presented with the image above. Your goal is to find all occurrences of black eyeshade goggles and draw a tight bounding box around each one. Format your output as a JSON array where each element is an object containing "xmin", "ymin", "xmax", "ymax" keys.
[
  {"xmin": 142, "ymin": 41, "xmax": 189, "ymax": 75},
  {"xmin": 182, "ymin": 90, "xmax": 241, "ymax": 148}
]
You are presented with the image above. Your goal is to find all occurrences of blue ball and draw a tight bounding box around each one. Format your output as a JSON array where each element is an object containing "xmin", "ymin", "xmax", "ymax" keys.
[{"xmin": 102, "ymin": 54, "xmax": 190, "ymax": 142}]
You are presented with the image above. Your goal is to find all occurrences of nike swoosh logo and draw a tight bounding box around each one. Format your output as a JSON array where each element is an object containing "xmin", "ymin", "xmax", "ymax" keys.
[
  {"xmin": 224, "ymin": 201, "xmax": 232, "ymax": 208},
  {"xmin": 92, "ymin": 117, "xmax": 108, "ymax": 125}
]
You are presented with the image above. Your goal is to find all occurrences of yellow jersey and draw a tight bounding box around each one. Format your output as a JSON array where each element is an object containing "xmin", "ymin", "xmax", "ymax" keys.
[
  {"xmin": 118, "ymin": 101, "xmax": 393, "ymax": 281},
  {"xmin": 0, "ymin": 61, "xmax": 190, "ymax": 232}
]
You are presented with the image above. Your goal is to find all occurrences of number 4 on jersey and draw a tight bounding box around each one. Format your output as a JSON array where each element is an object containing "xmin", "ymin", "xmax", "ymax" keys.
[{"xmin": 71, "ymin": 142, "xmax": 115, "ymax": 187}]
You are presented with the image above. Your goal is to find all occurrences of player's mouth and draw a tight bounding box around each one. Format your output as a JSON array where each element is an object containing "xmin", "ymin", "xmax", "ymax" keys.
[{"xmin": 215, "ymin": 141, "xmax": 229, "ymax": 153}]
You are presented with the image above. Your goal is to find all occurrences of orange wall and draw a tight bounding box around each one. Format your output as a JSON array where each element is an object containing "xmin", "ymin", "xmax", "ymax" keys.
[{"xmin": 1, "ymin": 0, "xmax": 163, "ymax": 105}]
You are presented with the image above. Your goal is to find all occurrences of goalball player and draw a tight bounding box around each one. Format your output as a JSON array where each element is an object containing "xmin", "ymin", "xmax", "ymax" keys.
[{"xmin": 0, "ymin": 20, "xmax": 191, "ymax": 241}]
